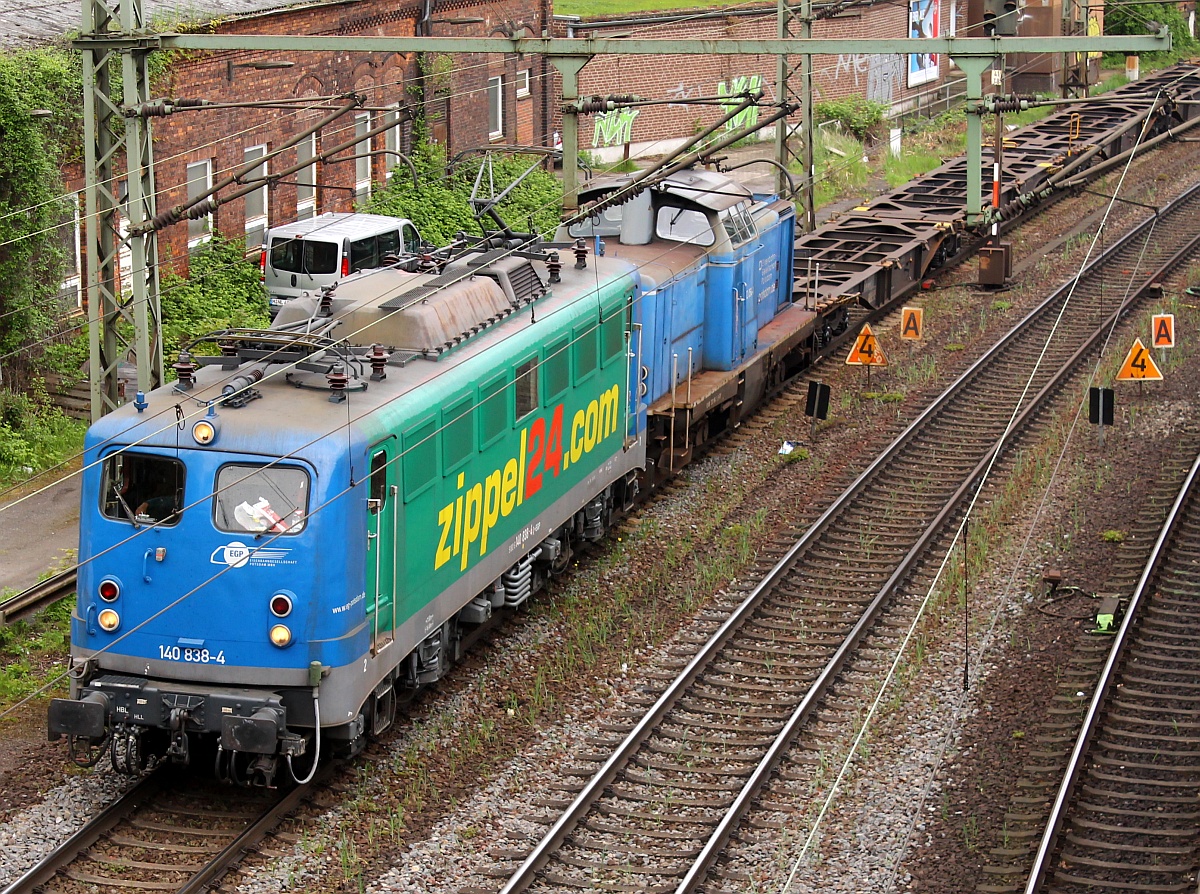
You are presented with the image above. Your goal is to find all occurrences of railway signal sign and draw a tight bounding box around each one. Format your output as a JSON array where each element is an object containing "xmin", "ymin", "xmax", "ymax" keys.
[
  {"xmin": 1151, "ymin": 313, "xmax": 1175, "ymax": 349},
  {"xmin": 1088, "ymin": 387, "xmax": 1114, "ymax": 425},
  {"xmin": 1114, "ymin": 337, "xmax": 1163, "ymax": 382},
  {"xmin": 846, "ymin": 324, "xmax": 888, "ymax": 367},
  {"xmin": 900, "ymin": 307, "xmax": 923, "ymax": 340},
  {"xmin": 805, "ymin": 380, "xmax": 831, "ymax": 420}
]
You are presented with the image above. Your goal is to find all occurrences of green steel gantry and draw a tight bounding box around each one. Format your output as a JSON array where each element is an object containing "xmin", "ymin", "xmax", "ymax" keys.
[{"xmin": 76, "ymin": 0, "xmax": 1169, "ymax": 418}]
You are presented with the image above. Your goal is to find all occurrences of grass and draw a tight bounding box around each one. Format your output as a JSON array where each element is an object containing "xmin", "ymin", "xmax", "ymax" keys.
[
  {"xmin": 808, "ymin": 128, "xmax": 871, "ymax": 209},
  {"xmin": 0, "ymin": 598, "xmax": 73, "ymax": 705},
  {"xmin": 884, "ymin": 150, "xmax": 945, "ymax": 188},
  {"xmin": 0, "ymin": 403, "xmax": 86, "ymax": 491}
]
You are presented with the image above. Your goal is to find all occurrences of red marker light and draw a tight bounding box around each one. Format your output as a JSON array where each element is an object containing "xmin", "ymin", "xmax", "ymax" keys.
[
  {"xmin": 99, "ymin": 579, "xmax": 120, "ymax": 602},
  {"xmin": 270, "ymin": 594, "xmax": 293, "ymax": 617}
]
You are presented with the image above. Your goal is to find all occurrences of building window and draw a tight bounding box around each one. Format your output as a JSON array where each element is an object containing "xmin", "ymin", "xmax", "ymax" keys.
[
  {"xmin": 355, "ymin": 112, "xmax": 372, "ymax": 203},
  {"xmin": 243, "ymin": 145, "xmax": 268, "ymax": 248},
  {"xmin": 57, "ymin": 194, "xmax": 82, "ymax": 311},
  {"xmin": 516, "ymin": 69, "xmax": 530, "ymax": 98},
  {"xmin": 385, "ymin": 105, "xmax": 404, "ymax": 182},
  {"xmin": 488, "ymin": 76, "xmax": 503, "ymax": 140},
  {"xmin": 186, "ymin": 160, "xmax": 212, "ymax": 248},
  {"xmin": 297, "ymin": 133, "xmax": 317, "ymax": 220}
]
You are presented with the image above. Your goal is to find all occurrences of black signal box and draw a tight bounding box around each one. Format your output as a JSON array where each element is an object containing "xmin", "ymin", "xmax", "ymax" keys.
[
  {"xmin": 806, "ymin": 381, "xmax": 831, "ymax": 420},
  {"xmin": 1088, "ymin": 387, "xmax": 1114, "ymax": 426}
]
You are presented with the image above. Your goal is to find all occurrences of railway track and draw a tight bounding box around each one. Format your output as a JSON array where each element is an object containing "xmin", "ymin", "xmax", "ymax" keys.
[
  {"xmin": 0, "ymin": 764, "xmax": 329, "ymax": 894},
  {"xmin": 488, "ymin": 181, "xmax": 1200, "ymax": 892},
  {"xmin": 1016, "ymin": 446, "xmax": 1200, "ymax": 893},
  {"xmin": 0, "ymin": 570, "xmax": 75, "ymax": 625}
]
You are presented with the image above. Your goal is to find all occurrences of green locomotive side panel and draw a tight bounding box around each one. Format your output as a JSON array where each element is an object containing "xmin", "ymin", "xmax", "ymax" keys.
[{"xmin": 363, "ymin": 273, "xmax": 636, "ymax": 633}]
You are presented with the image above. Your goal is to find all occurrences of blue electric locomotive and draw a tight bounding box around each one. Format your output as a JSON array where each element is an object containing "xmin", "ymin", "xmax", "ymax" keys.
[{"xmin": 48, "ymin": 169, "xmax": 841, "ymax": 783}]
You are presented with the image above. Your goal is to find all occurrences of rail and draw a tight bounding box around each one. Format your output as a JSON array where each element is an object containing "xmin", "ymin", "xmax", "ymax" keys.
[{"xmin": 497, "ymin": 178, "xmax": 1200, "ymax": 892}]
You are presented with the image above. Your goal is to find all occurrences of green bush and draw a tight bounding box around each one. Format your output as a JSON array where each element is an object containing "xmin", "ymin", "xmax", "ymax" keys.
[
  {"xmin": 1104, "ymin": 2, "xmax": 1198, "ymax": 60},
  {"xmin": 815, "ymin": 97, "xmax": 889, "ymax": 141},
  {"xmin": 159, "ymin": 234, "xmax": 269, "ymax": 359},
  {"xmin": 0, "ymin": 391, "xmax": 85, "ymax": 489},
  {"xmin": 365, "ymin": 136, "xmax": 563, "ymax": 244}
]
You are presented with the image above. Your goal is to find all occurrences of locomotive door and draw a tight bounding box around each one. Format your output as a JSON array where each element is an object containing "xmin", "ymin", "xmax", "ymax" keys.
[
  {"xmin": 734, "ymin": 240, "xmax": 763, "ymax": 362},
  {"xmin": 366, "ymin": 444, "xmax": 398, "ymax": 655}
]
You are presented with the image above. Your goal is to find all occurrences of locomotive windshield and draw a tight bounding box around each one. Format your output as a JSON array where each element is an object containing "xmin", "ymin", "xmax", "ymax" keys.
[
  {"xmin": 101, "ymin": 452, "xmax": 185, "ymax": 526},
  {"xmin": 214, "ymin": 464, "xmax": 309, "ymax": 535},
  {"xmin": 656, "ymin": 206, "xmax": 715, "ymax": 246}
]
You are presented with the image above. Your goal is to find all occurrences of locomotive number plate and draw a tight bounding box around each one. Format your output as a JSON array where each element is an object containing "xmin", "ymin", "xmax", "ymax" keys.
[{"xmin": 159, "ymin": 644, "xmax": 227, "ymax": 664}]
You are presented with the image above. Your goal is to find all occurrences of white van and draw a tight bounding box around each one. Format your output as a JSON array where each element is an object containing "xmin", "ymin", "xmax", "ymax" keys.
[{"xmin": 261, "ymin": 213, "xmax": 422, "ymax": 312}]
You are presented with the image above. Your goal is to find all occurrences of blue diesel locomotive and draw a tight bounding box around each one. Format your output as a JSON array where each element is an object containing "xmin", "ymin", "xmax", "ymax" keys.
[{"xmin": 48, "ymin": 169, "xmax": 843, "ymax": 784}]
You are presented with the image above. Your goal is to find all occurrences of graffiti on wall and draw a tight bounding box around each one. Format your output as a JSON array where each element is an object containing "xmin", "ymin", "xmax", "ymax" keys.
[
  {"xmin": 717, "ymin": 74, "xmax": 765, "ymax": 131},
  {"xmin": 833, "ymin": 54, "xmax": 904, "ymax": 104},
  {"xmin": 667, "ymin": 82, "xmax": 704, "ymax": 108},
  {"xmin": 591, "ymin": 73, "xmax": 767, "ymax": 147},
  {"xmin": 592, "ymin": 107, "xmax": 640, "ymax": 147}
]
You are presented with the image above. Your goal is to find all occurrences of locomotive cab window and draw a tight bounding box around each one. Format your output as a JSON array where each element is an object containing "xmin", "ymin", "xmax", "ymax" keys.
[
  {"xmin": 720, "ymin": 202, "xmax": 758, "ymax": 245},
  {"xmin": 214, "ymin": 464, "xmax": 309, "ymax": 535},
  {"xmin": 566, "ymin": 205, "xmax": 622, "ymax": 238},
  {"xmin": 656, "ymin": 206, "xmax": 714, "ymax": 246},
  {"xmin": 102, "ymin": 452, "xmax": 185, "ymax": 526}
]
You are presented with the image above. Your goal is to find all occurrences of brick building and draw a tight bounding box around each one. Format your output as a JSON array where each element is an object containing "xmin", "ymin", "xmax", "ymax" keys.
[
  {"xmin": 12, "ymin": 0, "xmax": 552, "ymax": 299},
  {"xmin": 567, "ymin": 0, "xmax": 972, "ymax": 160},
  {"xmin": 143, "ymin": 0, "xmax": 548, "ymax": 272}
]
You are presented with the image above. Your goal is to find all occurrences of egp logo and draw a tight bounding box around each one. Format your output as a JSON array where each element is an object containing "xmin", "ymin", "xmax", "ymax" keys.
[{"xmin": 211, "ymin": 541, "xmax": 253, "ymax": 568}]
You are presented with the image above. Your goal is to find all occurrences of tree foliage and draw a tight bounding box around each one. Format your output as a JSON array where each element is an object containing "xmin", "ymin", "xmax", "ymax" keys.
[
  {"xmin": 1104, "ymin": 2, "xmax": 1198, "ymax": 58},
  {"xmin": 0, "ymin": 48, "xmax": 84, "ymax": 381},
  {"xmin": 364, "ymin": 137, "xmax": 563, "ymax": 245},
  {"xmin": 158, "ymin": 234, "xmax": 269, "ymax": 360}
]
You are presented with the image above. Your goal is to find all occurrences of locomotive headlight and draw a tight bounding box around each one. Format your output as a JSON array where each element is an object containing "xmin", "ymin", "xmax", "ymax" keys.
[
  {"xmin": 270, "ymin": 592, "xmax": 293, "ymax": 618},
  {"xmin": 269, "ymin": 624, "xmax": 292, "ymax": 647},
  {"xmin": 97, "ymin": 609, "xmax": 121, "ymax": 632},
  {"xmin": 192, "ymin": 416, "xmax": 219, "ymax": 446},
  {"xmin": 98, "ymin": 579, "xmax": 120, "ymax": 602}
]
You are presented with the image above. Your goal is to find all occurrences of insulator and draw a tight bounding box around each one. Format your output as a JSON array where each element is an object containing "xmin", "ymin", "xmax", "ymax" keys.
[
  {"xmin": 546, "ymin": 251, "xmax": 562, "ymax": 284},
  {"xmin": 173, "ymin": 350, "xmax": 198, "ymax": 390},
  {"xmin": 219, "ymin": 341, "xmax": 238, "ymax": 358},
  {"xmin": 573, "ymin": 238, "xmax": 589, "ymax": 270},
  {"xmin": 327, "ymin": 363, "xmax": 350, "ymax": 402},
  {"xmin": 129, "ymin": 101, "xmax": 169, "ymax": 118},
  {"xmin": 368, "ymin": 344, "xmax": 388, "ymax": 381},
  {"xmin": 187, "ymin": 198, "xmax": 218, "ymax": 220},
  {"xmin": 222, "ymin": 369, "xmax": 263, "ymax": 397},
  {"xmin": 318, "ymin": 286, "xmax": 335, "ymax": 318},
  {"xmin": 152, "ymin": 207, "xmax": 184, "ymax": 229}
]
